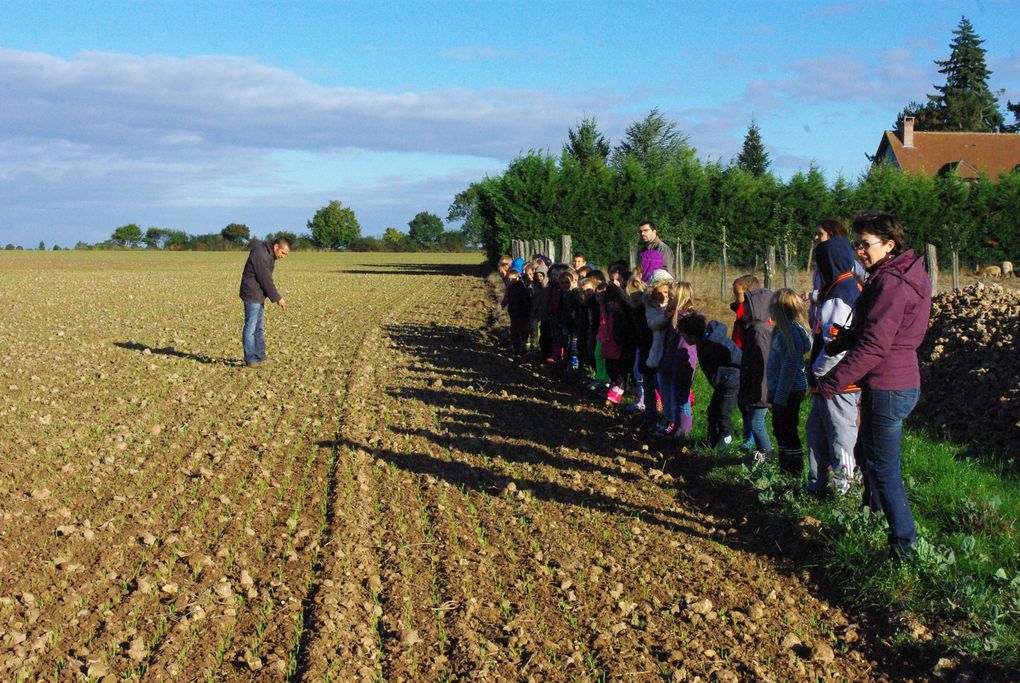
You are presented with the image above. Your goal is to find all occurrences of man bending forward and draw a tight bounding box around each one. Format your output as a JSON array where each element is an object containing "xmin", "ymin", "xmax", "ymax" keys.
[{"xmin": 239, "ymin": 237, "xmax": 289, "ymax": 367}]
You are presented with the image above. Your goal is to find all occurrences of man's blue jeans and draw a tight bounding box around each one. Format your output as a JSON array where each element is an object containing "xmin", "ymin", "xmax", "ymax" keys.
[
  {"xmin": 860, "ymin": 387, "xmax": 920, "ymax": 554},
  {"xmin": 242, "ymin": 301, "xmax": 266, "ymax": 364}
]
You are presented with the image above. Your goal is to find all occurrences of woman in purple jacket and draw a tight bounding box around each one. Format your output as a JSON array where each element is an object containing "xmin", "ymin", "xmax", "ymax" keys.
[{"xmin": 817, "ymin": 211, "xmax": 932, "ymax": 558}]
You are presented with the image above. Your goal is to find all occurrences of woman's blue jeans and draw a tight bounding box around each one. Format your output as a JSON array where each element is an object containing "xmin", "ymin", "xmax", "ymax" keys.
[{"xmin": 859, "ymin": 387, "xmax": 919, "ymax": 554}]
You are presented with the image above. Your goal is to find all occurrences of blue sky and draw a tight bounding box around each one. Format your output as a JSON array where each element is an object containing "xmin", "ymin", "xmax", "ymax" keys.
[{"xmin": 1, "ymin": 0, "xmax": 1018, "ymax": 247}]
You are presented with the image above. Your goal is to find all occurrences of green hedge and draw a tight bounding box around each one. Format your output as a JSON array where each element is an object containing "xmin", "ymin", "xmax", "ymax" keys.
[{"xmin": 470, "ymin": 153, "xmax": 1019, "ymax": 269}]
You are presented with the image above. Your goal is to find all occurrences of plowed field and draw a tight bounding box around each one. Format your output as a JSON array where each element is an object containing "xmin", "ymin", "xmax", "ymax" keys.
[{"xmin": 0, "ymin": 251, "xmax": 953, "ymax": 681}]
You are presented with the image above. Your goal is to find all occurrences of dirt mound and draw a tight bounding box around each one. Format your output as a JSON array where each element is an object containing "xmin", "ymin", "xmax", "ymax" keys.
[{"xmin": 916, "ymin": 282, "xmax": 1020, "ymax": 463}]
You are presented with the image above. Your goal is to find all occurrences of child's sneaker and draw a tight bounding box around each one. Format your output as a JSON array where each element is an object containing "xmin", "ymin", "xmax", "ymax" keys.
[
  {"xmin": 831, "ymin": 467, "xmax": 854, "ymax": 496},
  {"xmin": 605, "ymin": 385, "xmax": 624, "ymax": 404},
  {"xmin": 653, "ymin": 421, "xmax": 675, "ymax": 436},
  {"xmin": 625, "ymin": 401, "xmax": 645, "ymax": 414}
]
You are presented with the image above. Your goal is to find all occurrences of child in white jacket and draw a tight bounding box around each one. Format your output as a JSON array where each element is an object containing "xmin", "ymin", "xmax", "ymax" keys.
[{"xmin": 805, "ymin": 236, "xmax": 863, "ymax": 495}]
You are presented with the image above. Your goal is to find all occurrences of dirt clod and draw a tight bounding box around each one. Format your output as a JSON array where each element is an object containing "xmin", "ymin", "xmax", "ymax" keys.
[{"xmin": 811, "ymin": 641, "xmax": 835, "ymax": 664}]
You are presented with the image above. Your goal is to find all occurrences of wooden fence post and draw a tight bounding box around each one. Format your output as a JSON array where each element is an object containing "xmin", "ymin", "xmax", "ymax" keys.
[
  {"xmin": 952, "ymin": 249, "xmax": 960, "ymax": 291},
  {"xmin": 629, "ymin": 242, "xmax": 637, "ymax": 271},
  {"xmin": 545, "ymin": 238, "xmax": 556, "ymax": 264},
  {"xmin": 676, "ymin": 241, "xmax": 684, "ymax": 282},
  {"xmin": 925, "ymin": 243, "xmax": 939, "ymax": 294},
  {"xmin": 782, "ymin": 239, "xmax": 791, "ymax": 289},
  {"xmin": 689, "ymin": 239, "xmax": 696, "ymax": 270},
  {"xmin": 765, "ymin": 246, "xmax": 776, "ymax": 290},
  {"xmin": 560, "ymin": 235, "xmax": 572, "ymax": 266},
  {"xmin": 720, "ymin": 225, "xmax": 729, "ymax": 302}
]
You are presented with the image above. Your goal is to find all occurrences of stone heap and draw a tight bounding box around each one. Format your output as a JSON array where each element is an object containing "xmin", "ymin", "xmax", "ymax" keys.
[{"xmin": 915, "ymin": 282, "xmax": 1020, "ymax": 464}]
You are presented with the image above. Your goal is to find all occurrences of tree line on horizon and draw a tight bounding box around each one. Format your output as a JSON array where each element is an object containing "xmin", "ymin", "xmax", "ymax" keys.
[
  {"xmin": 450, "ymin": 16, "xmax": 1020, "ymax": 269},
  {"xmin": 55, "ymin": 202, "xmax": 477, "ymax": 254}
]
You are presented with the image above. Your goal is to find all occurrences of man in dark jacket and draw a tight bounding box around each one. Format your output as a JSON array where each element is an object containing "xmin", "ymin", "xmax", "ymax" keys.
[{"xmin": 239, "ymin": 237, "xmax": 290, "ymax": 367}]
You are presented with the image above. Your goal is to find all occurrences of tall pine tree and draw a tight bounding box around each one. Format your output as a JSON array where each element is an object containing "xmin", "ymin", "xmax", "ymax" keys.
[
  {"xmin": 735, "ymin": 121, "xmax": 771, "ymax": 177},
  {"xmin": 899, "ymin": 16, "xmax": 1005, "ymax": 132},
  {"xmin": 611, "ymin": 109, "xmax": 694, "ymax": 170},
  {"xmin": 563, "ymin": 116, "xmax": 610, "ymax": 169}
]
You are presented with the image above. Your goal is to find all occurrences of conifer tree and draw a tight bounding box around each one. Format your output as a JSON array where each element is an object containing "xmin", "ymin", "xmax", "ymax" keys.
[
  {"xmin": 1007, "ymin": 101, "xmax": 1020, "ymax": 133},
  {"xmin": 735, "ymin": 121, "xmax": 771, "ymax": 177},
  {"xmin": 899, "ymin": 16, "xmax": 1005, "ymax": 132},
  {"xmin": 611, "ymin": 109, "xmax": 694, "ymax": 170},
  {"xmin": 563, "ymin": 116, "xmax": 610, "ymax": 169}
]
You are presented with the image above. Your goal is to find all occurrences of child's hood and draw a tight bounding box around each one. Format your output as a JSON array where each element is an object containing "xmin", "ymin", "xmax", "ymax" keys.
[
  {"xmin": 647, "ymin": 269, "xmax": 674, "ymax": 290},
  {"xmin": 534, "ymin": 262, "xmax": 550, "ymax": 286},
  {"xmin": 742, "ymin": 288, "xmax": 773, "ymax": 325},
  {"xmin": 706, "ymin": 320, "xmax": 730, "ymax": 344},
  {"xmin": 815, "ymin": 237, "xmax": 856, "ymax": 286}
]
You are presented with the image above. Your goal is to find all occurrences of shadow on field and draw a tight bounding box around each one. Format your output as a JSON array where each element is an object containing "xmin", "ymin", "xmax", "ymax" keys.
[
  {"xmin": 322, "ymin": 434, "xmax": 711, "ymax": 539},
  {"xmin": 378, "ymin": 319, "xmax": 1013, "ymax": 681},
  {"xmin": 114, "ymin": 341, "xmax": 244, "ymax": 366},
  {"xmin": 338, "ymin": 262, "xmax": 487, "ymax": 277}
]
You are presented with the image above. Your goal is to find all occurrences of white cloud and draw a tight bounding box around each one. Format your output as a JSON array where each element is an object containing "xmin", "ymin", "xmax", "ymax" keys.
[
  {"xmin": 743, "ymin": 50, "xmax": 931, "ymax": 110},
  {"xmin": 0, "ymin": 47, "xmax": 610, "ymax": 244},
  {"xmin": 0, "ymin": 48, "xmax": 588, "ymax": 159}
]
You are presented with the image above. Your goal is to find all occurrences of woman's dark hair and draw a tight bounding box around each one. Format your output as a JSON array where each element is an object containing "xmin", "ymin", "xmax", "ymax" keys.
[
  {"xmin": 852, "ymin": 211, "xmax": 908, "ymax": 254},
  {"xmin": 816, "ymin": 218, "xmax": 847, "ymax": 238}
]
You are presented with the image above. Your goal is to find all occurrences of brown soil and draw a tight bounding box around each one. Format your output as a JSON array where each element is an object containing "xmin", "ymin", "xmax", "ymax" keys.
[{"xmin": 0, "ymin": 254, "xmax": 1005, "ymax": 681}]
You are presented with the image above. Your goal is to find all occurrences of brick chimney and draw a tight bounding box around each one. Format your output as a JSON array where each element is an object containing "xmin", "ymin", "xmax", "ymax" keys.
[{"xmin": 902, "ymin": 116, "xmax": 915, "ymax": 148}]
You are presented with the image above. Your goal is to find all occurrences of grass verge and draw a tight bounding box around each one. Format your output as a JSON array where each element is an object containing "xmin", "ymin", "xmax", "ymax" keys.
[{"xmin": 686, "ymin": 365, "xmax": 1020, "ymax": 667}]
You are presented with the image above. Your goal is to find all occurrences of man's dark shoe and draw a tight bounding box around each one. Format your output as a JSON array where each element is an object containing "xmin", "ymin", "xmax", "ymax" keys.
[{"xmin": 245, "ymin": 360, "xmax": 262, "ymax": 368}]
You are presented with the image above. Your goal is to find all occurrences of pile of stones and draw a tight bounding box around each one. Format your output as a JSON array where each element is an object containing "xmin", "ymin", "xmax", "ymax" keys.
[{"xmin": 915, "ymin": 282, "xmax": 1020, "ymax": 463}]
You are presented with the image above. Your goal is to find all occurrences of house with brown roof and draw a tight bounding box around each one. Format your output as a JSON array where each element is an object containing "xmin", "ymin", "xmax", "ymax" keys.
[{"xmin": 873, "ymin": 116, "xmax": 1020, "ymax": 179}]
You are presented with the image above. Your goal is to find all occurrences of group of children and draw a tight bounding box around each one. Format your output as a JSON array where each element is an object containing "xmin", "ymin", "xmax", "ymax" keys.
[{"xmin": 498, "ymin": 228, "xmax": 863, "ymax": 497}]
